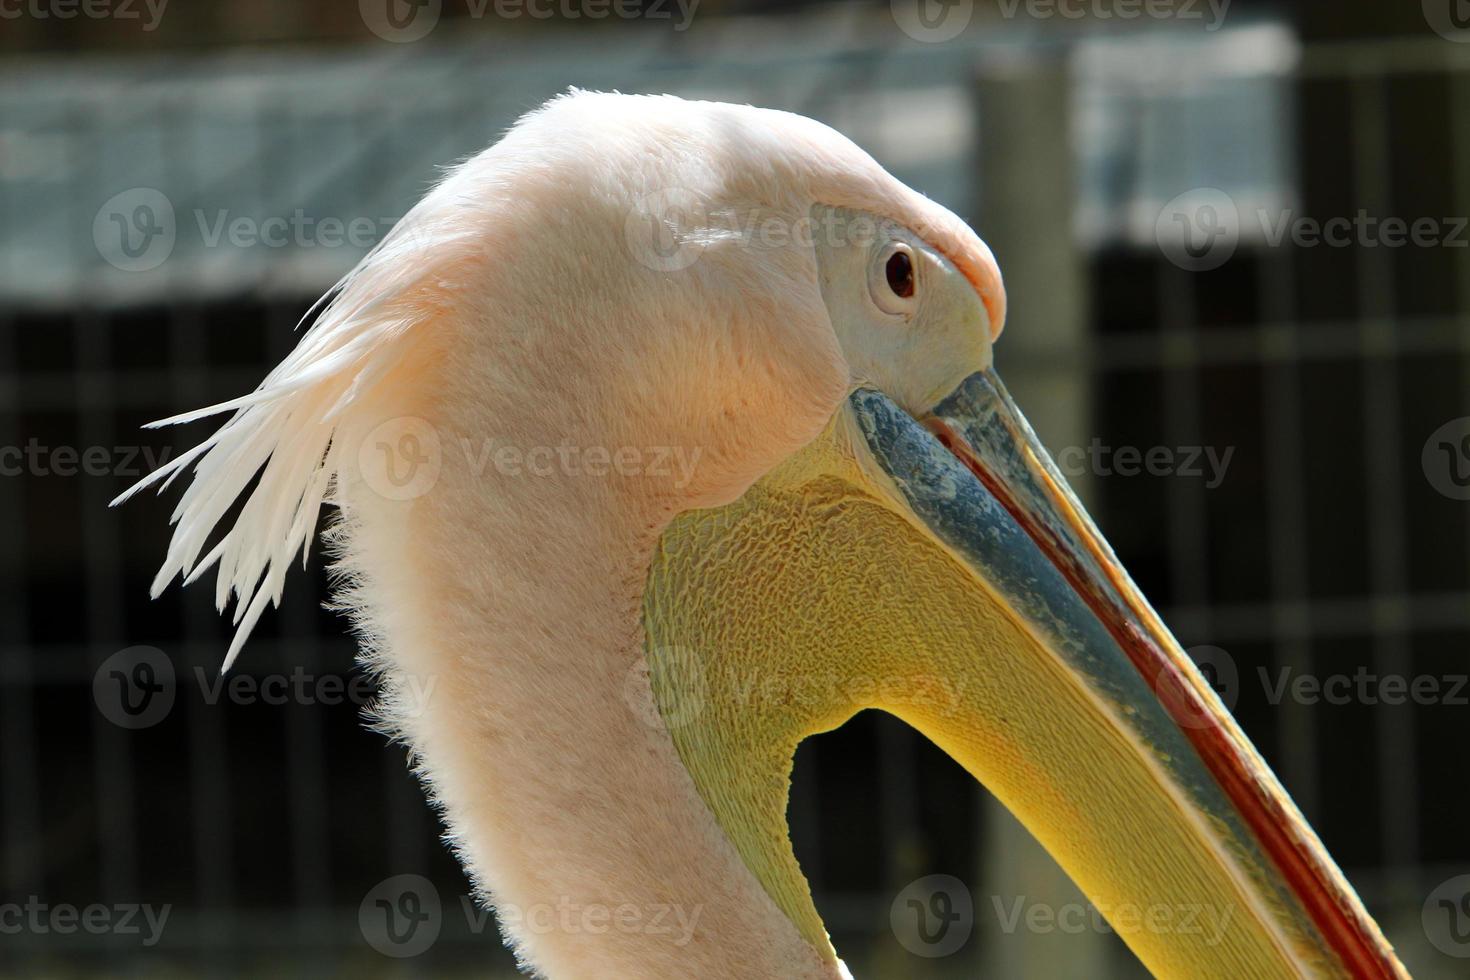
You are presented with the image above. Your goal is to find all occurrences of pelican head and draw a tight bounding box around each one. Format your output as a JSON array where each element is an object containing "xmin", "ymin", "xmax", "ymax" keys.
[{"xmin": 120, "ymin": 91, "xmax": 1405, "ymax": 978}]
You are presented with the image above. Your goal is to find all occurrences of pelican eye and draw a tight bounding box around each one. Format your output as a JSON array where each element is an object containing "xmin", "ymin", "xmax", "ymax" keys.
[
  {"xmin": 870, "ymin": 241, "xmax": 918, "ymax": 315},
  {"xmin": 886, "ymin": 250, "xmax": 914, "ymax": 298}
]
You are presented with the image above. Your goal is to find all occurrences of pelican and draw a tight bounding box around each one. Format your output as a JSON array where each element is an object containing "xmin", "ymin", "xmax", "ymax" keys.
[{"xmin": 118, "ymin": 92, "xmax": 1406, "ymax": 978}]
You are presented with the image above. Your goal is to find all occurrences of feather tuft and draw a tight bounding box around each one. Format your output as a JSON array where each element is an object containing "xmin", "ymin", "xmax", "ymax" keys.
[{"xmin": 116, "ymin": 201, "xmax": 473, "ymax": 666}]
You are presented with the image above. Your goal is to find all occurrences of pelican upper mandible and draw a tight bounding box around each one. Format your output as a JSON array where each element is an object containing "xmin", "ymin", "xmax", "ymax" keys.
[{"xmin": 117, "ymin": 91, "xmax": 1407, "ymax": 979}]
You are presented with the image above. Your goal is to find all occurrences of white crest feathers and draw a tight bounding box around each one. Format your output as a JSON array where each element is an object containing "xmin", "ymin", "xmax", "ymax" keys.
[{"xmin": 112, "ymin": 194, "xmax": 476, "ymax": 673}]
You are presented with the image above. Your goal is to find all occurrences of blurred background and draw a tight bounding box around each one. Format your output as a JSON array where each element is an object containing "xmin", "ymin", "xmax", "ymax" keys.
[{"xmin": 3, "ymin": 0, "xmax": 1469, "ymax": 976}]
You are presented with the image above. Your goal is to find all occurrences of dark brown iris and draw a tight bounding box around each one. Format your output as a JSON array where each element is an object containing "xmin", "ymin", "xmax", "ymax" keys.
[{"xmin": 885, "ymin": 250, "xmax": 914, "ymax": 299}]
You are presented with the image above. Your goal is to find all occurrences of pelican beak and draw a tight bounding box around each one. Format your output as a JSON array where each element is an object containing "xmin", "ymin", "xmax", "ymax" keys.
[
  {"xmin": 642, "ymin": 362, "xmax": 1407, "ymax": 977},
  {"xmin": 844, "ymin": 369, "xmax": 1405, "ymax": 978}
]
